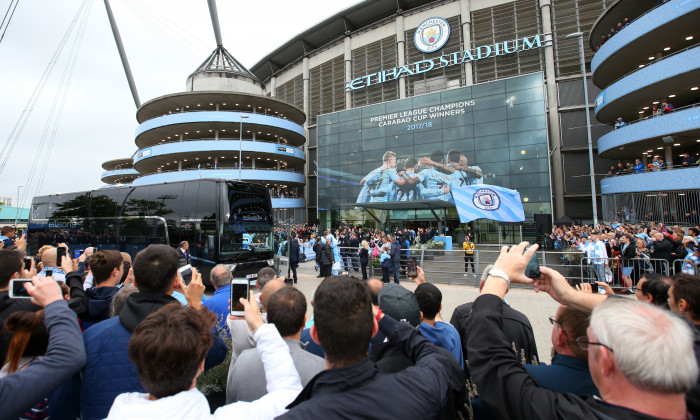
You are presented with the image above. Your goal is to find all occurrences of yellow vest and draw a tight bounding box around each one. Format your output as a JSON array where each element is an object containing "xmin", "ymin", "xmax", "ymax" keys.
[{"xmin": 463, "ymin": 241, "xmax": 474, "ymax": 255}]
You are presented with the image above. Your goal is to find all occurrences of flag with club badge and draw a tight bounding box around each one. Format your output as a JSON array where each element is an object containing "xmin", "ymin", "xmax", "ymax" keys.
[{"xmin": 452, "ymin": 185, "xmax": 525, "ymax": 223}]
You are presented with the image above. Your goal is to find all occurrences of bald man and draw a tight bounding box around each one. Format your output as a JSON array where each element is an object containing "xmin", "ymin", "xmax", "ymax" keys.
[{"xmin": 38, "ymin": 247, "xmax": 68, "ymax": 281}]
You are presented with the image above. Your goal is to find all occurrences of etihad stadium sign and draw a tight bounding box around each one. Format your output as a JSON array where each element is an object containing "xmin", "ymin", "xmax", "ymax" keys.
[{"xmin": 347, "ymin": 32, "xmax": 552, "ymax": 91}]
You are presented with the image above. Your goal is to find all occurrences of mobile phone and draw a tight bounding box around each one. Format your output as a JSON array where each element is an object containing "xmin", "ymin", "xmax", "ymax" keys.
[
  {"xmin": 591, "ymin": 283, "xmax": 600, "ymax": 293},
  {"xmin": 9, "ymin": 279, "xmax": 33, "ymax": 298},
  {"xmin": 74, "ymin": 249, "xmax": 83, "ymax": 259},
  {"xmin": 230, "ymin": 279, "xmax": 249, "ymax": 316},
  {"xmin": 56, "ymin": 247, "xmax": 66, "ymax": 266},
  {"xmin": 45, "ymin": 269, "xmax": 53, "ymax": 277},
  {"xmin": 178, "ymin": 264, "xmax": 192, "ymax": 276},
  {"xmin": 407, "ymin": 257, "xmax": 418, "ymax": 278},
  {"xmin": 23, "ymin": 257, "xmax": 32, "ymax": 271},
  {"xmin": 524, "ymin": 246, "xmax": 541, "ymax": 279}
]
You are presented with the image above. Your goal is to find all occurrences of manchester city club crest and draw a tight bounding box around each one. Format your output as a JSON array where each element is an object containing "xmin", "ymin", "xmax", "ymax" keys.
[
  {"xmin": 473, "ymin": 188, "xmax": 501, "ymax": 211},
  {"xmin": 414, "ymin": 17, "xmax": 450, "ymax": 53}
]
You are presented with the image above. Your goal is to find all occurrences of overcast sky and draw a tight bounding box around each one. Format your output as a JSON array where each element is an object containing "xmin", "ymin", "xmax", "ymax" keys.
[{"xmin": 0, "ymin": 0, "xmax": 359, "ymax": 208}]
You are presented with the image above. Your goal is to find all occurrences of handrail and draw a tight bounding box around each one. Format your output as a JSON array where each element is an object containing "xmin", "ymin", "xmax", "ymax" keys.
[
  {"xmin": 603, "ymin": 101, "xmax": 700, "ymax": 130},
  {"xmin": 602, "ymin": 164, "xmax": 698, "ymax": 178},
  {"xmin": 142, "ymin": 137, "xmax": 302, "ymax": 149},
  {"xmin": 144, "ymin": 167, "xmax": 304, "ymax": 175}
]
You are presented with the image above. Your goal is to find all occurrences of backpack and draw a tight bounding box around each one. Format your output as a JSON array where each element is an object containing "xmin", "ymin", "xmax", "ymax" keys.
[{"xmin": 380, "ymin": 257, "xmax": 390, "ymax": 268}]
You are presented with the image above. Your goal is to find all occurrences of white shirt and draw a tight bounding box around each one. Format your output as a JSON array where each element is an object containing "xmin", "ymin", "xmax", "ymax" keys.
[{"xmin": 106, "ymin": 324, "xmax": 301, "ymax": 420}]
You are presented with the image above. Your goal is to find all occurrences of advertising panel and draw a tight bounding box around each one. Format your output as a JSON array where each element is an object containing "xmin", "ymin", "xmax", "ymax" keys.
[{"xmin": 317, "ymin": 72, "xmax": 552, "ymax": 219}]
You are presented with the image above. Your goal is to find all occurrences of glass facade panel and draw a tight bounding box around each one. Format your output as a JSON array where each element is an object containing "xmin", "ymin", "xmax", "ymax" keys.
[{"xmin": 317, "ymin": 73, "xmax": 551, "ymax": 228}]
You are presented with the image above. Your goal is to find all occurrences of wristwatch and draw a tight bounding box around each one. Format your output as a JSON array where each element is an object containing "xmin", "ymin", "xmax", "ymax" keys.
[{"xmin": 487, "ymin": 268, "xmax": 510, "ymax": 285}]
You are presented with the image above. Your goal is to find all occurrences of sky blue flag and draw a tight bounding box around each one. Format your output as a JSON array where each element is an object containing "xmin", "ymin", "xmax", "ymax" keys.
[{"xmin": 452, "ymin": 185, "xmax": 525, "ymax": 223}]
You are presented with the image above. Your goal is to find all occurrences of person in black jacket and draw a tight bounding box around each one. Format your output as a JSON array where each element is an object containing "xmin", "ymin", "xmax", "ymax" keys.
[
  {"xmin": 318, "ymin": 238, "xmax": 334, "ymax": 279},
  {"xmin": 280, "ymin": 276, "xmax": 454, "ymax": 419},
  {"xmin": 467, "ymin": 243, "xmax": 697, "ymax": 420},
  {"xmin": 450, "ymin": 264, "xmax": 539, "ymax": 376},
  {"xmin": 651, "ymin": 232, "xmax": 682, "ymax": 275},
  {"xmin": 617, "ymin": 234, "xmax": 636, "ymax": 291},
  {"xmin": 289, "ymin": 234, "xmax": 300, "ymax": 284},
  {"xmin": 358, "ymin": 240, "xmax": 369, "ymax": 280},
  {"xmin": 389, "ymin": 236, "xmax": 401, "ymax": 284}
]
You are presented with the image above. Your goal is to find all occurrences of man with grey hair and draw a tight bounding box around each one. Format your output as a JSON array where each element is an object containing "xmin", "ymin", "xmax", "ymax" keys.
[
  {"xmin": 467, "ymin": 243, "xmax": 698, "ymax": 419},
  {"xmin": 203, "ymin": 264, "xmax": 233, "ymax": 331}
]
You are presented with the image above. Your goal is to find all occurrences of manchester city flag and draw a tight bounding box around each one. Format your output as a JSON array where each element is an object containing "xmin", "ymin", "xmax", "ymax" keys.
[{"xmin": 452, "ymin": 185, "xmax": 525, "ymax": 223}]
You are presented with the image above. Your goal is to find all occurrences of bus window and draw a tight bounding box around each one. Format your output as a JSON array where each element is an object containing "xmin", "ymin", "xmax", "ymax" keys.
[
  {"xmin": 90, "ymin": 189, "xmax": 122, "ymax": 218},
  {"xmin": 122, "ymin": 186, "xmax": 152, "ymax": 217}
]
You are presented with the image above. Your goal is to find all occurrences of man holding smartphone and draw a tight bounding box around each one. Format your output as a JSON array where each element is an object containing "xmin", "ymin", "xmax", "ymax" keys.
[
  {"xmin": 36, "ymin": 246, "xmax": 69, "ymax": 282},
  {"xmin": 0, "ymin": 250, "xmax": 41, "ymax": 364}
]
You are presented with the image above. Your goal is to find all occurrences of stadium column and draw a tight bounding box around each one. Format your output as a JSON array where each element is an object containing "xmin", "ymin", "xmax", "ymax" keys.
[
  {"xmin": 270, "ymin": 76, "xmax": 276, "ymax": 97},
  {"xmin": 345, "ymin": 36, "xmax": 352, "ymax": 109},
  {"xmin": 303, "ymin": 56, "xmax": 310, "ymax": 219},
  {"xmin": 396, "ymin": 14, "xmax": 406, "ymax": 99},
  {"xmin": 539, "ymin": 0, "xmax": 565, "ymax": 219},
  {"xmin": 459, "ymin": 0, "xmax": 473, "ymax": 86}
]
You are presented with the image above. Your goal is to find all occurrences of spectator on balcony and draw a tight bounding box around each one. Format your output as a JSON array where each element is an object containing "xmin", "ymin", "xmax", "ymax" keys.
[
  {"xmin": 609, "ymin": 27, "xmax": 617, "ymax": 37},
  {"xmin": 625, "ymin": 162, "xmax": 634, "ymax": 174},
  {"xmin": 608, "ymin": 165, "xmax": 618, "ymax": 176},
  {"xmin": 682, "ymin": 153, "xmax": 696, "ymax": 167},
  {"xmin": 614, "ymin": 117, "xmax": 626, "ymax": 129},
  {"xmin": 662, "ymin": 101, "xmax": 674, "ymax": 114},
  {"xmin": 633, "ymin": 159, "xmax": 645, "ymax": 173},
  {"xmin": 652, "ymin": 104, "xmax": 662, "ymax": 117},
  {"xmin": 623, "ymin": 17, "xmax": 630, "ymax": 26},
  {"xmin": 616, "ymin": 22, "xmax": 623, "ymax": 32},
  {"xmin": 659, "ymin": 158, "xmax": 668, "ymax": 170},
  {"xmin": 600, "ymin": 34, "xmax": 607, "ymax": 47},
  {"xmin": 652, "ymin": 157, "xmax": 661, "ymax": 172}
]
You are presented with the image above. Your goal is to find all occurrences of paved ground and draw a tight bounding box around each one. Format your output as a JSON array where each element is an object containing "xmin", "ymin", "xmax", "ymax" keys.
[{"xmin": 290, "ymin": 260, "xmax": 559, "ymax": 364}]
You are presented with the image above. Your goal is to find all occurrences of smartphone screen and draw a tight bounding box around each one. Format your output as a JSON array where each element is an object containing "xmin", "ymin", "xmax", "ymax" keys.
[
  {"xmin": 9, "ymin": 279, "xmax": 33, "ymax": 298},
  {"xmin": 591, "ymin": 283, "xmax": 600, "ymax": 293},
  {"xmin": 178, "ymin": 264, "xmax": 192, "ymax": 277},
  {"xmin": 74, "ymin": 249, "xmax": 83, "ymax": 259},
  {"xmin": 23, "ymin": 257, "xmax": 32, "ymax": 271},
  {"xmin": 407, "ymin": 257, "xmax": 418, "ymax": 278},
  {"xmin": 45, "ymin": 269, "xmax": 53, "ymax": 277},
  {"xmin": 229, "ymin": 280, "xmax": 249, "ymax": 316},
  {"xmin": 56, "ymin": 247, "xmax": 66, "ymax": 266},
  {"xmin": 525, "ymin": 246, "xmax": 541, "ymax": 279}
]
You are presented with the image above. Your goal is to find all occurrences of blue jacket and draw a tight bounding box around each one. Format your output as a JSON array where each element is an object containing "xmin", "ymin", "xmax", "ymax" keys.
[
  {"xmin": 419, "ymin": 321, "xmax": 464, "ymax": 369},
  {"xmin": 203, "ymin": 284, "xmax": 231, "ymax": 332},
  {"xmin": 524, "ymin": 354, "xmax": 599, "ymax": 396},
  {"xmin": 79, "ymin": 292, "xmax": 227, "ymax": 420}
]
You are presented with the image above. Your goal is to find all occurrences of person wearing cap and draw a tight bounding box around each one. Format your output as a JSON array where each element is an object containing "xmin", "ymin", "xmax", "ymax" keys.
[{"xmin": 614, "ymin": 117, "xmax": 626, "ymax": 130}]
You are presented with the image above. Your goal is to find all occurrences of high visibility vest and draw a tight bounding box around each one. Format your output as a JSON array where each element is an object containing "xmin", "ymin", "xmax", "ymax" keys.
[{"xmin": 463, "ymin": 242, "xmax": 474, "ymax": 255}]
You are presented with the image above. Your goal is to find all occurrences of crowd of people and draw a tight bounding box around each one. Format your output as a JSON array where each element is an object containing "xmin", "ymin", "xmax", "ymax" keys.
[
  {"xmin": 3, "ymin": 221, "xmax": 700, "ymax": 419},
  {"xmin": 550, "ymin": 220, "xmax": 700, "ymax": 291},
  {"xmin": 606, "ymin": 153, "xmax": 698, "ymax": 177},
  {"xmin": 279, "ymin": 225, "xmax": 443, "ymax": 283}
]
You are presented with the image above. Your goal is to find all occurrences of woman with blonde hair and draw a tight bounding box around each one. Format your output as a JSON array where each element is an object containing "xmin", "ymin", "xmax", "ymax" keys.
[{"xmin": 358, "ymin": 240, "xmax": 370, "ymax": 280}]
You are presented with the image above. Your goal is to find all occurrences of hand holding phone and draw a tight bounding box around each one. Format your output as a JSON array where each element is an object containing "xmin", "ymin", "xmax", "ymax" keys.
[
  {"xmin": 9, "ymin": 279, "xmax": 33, "ymax": 298},
  {"xmin": 407, "ymin": 257, "xmax": 418, "ymax": 278},
  {"xmin": 178, "ymin": 264, "xmax": 192, "ymax": 278},
  {"xmin": 524, "ymin": 245, "xmax": 541, "ymax": 279},
  {"xmin": 230, "ymin": 279, "xmax": 250, "ymax": 317},
  {"xmin": 56, "ymin": 246, "xmax": 67, "ymax": 267}
]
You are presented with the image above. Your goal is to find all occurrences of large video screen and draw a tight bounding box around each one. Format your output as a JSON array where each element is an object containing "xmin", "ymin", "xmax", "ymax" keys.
[{"xmin": 317, "ymin": 72, "xmax": 551, "ymax": 212}]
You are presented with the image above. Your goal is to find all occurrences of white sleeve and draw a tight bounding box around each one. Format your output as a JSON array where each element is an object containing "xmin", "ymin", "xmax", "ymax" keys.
[{"xmin": 213, "ymin": 324, "xmax": 303, "ymax": 420}]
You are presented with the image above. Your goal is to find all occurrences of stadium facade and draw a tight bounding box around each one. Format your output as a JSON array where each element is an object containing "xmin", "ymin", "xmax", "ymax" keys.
[{"xmin": 102, "ymin": 0, "xmax": 699, "ymax": 236}]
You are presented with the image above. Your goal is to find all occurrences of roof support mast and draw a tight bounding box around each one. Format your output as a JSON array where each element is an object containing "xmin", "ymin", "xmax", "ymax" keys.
[
  {"xmin": 103, "ymin": 0, "xmax": 140, "ymax": 108},
  {"xmin": 207, "ymin": 0, "xmax": 223, "ymax": 47}
]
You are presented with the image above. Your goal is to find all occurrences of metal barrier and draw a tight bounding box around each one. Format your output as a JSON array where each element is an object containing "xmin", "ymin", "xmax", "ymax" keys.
[
  {"xmin": 333, "ymin": 245, "xmax": 592, "ymax": 287},
  {"xmin": 674, "ymin": 258, "xmax": 698, "ymax": 275},
  {"xmin": 578, "ymin": 257, "xmax": 669, "ymax": 289}
]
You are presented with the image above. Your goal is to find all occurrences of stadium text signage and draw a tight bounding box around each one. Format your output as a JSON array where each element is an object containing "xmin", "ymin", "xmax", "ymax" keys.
[{"xmin": 347, "ymin": 32, "xmax": 552, "ymax": 91}]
